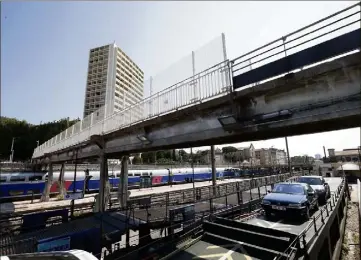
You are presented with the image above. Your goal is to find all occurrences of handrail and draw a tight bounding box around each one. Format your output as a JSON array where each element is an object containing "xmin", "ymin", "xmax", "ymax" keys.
[
  {"xmin": 33, "ymin": 60, "xmax": 231, "ymax": 158},
  {"xmin": 232, "ymin": 2, "xmax": 360, "ymax": 70}
]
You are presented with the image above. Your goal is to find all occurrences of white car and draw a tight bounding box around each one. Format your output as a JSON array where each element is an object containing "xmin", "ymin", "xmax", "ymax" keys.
[{"xmin": 298, "ymin": 176, "xmax": 330, "ymax": 204}]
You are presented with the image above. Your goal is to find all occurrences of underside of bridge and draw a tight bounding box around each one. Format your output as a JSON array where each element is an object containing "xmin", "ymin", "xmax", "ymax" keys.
[{"xmin": 34, "ymin": 52, "xmax": 361, "ymax": 164}]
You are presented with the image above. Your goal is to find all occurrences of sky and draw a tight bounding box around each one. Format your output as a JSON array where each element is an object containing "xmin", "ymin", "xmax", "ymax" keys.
[{"xmin": 1, "ymin": 1, "xmax": 360, "ymax": 157}]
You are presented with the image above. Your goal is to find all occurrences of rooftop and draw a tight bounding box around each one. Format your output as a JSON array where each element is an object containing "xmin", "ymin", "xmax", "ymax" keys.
[{"xmin": 334, "ymin": 149, "xmax": 360, "ymax": 157}]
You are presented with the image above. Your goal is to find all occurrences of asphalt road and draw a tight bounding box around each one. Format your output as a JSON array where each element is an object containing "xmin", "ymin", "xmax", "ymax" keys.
[
  {"xmin": 244, "ymin": 177, "xmax": 343, "ymax": 243},
  {"xmin": 170, "ymin": 178, "xmax": 343, "ymax": 260},
  {"xmin": 173, "ymin": 237, "xmax": 257, "ymax": 260}
]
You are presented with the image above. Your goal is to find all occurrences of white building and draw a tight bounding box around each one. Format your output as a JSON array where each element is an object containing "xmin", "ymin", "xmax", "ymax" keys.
[
  {"xmin": 83, "ymin": 43, "xmax": 144, "ymax": 118},
  {"xmin": 315, "ymin": 154, "xmax": 322, "ymax": 160}
]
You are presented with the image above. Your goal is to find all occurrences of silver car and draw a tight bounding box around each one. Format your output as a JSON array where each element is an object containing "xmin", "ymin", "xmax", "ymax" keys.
[{"xmin": 298, "ymin": 176, "xmax": 331, "ymax": 204}]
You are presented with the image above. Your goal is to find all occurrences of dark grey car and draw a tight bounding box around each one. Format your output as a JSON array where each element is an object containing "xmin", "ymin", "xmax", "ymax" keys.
[{"xmin": 298, "ymin": 176, "xmax": 330, "ymax": 204}]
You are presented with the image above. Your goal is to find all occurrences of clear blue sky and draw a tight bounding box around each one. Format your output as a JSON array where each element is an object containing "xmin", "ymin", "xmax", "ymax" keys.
[{"xmin": 2, "ymin": 1, "xmax": 360, "ymax": 156}]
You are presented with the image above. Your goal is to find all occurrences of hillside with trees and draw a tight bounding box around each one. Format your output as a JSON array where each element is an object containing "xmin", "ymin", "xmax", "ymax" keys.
[{"xmin": 0, "ymin": 117, "xmax": 80, "ymax": 161}]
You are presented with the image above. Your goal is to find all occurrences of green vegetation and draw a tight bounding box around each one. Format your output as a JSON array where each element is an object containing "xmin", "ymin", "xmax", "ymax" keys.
[
  {"xmin": 0, "ymin": 116, "xmax": 80, "ymax": 161},
  {"xmin": 133, "ymin": 146, "xmax": 242, "ymax": 165}
]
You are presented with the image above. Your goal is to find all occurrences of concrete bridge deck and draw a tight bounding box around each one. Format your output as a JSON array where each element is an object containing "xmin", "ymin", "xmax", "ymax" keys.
[
  {"xmin": 32, "ymin": 4, "xmax": 361, "ymax": 164},
  {"xmin": 34, "ymin": 51, "xmax": 361, "ymax": 164}
]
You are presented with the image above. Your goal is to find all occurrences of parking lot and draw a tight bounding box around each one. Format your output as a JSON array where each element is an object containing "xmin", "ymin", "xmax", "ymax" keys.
[{"xmin": 244, "ymin": 177, "xmax": 343, "ymax": 242}]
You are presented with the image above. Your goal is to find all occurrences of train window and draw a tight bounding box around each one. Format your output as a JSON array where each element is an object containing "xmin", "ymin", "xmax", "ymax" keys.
[
  {"xmin": 0, "ymin": 177, "xmax": 6, "ymax": 182},
  {"xmin": 149, "ymin": 172, "xmax": 152, "ymax": 176},
  {"xmin": 134, "ymin": 174, "xmax": 141, "ymax": 176},
  {"xmin": 29, "ymin": 176, "xmax": 42, "ymax": 181},
  {"xmin": 10, "ymin": 176, "xmax": 26, "ymax": 182},
  {"xmin": 9, "ymin": 190, "xmax": 24, "ymax": 196},
  {"xmin": 142, "ymin": 172, "xmax": 148, "ymax": 176}
]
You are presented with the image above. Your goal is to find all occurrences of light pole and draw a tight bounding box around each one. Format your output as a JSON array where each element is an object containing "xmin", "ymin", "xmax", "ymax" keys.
[
  {"xmin": 191, "ymin": 147, "xmax": 195, "ymax": 201},
  {"xmin": 285, "ymin": 137, "xmax": 292, "ymax": 175},
  {"xmin": 36, "ymin": 140, "xmax": 39, "ymax": 147},
  {"xmin": 9, "ymin": 137, "xmax": 16, "ymax": 162}
]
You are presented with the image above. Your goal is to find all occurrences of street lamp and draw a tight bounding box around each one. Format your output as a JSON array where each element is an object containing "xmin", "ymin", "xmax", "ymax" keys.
[
  {"xmin": 137, "ymin": 135, "xmax": 152, "ymax": 145},
  {"xmin": 9, "ymin": 137, "xmax": 16, "ymax": 163}
]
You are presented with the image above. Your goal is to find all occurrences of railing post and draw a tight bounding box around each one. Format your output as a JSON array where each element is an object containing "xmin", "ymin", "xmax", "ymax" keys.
[
  {"xmin": 320, "ymin": 210, "xmax": 325, "ymax": 224},
  {"xmin": 236, "ymin": 182, "xmax": 241, "ymax": 204},
  {"xmin": 313, "ymin": 216, "xmax": 318, "ymax": 235}
]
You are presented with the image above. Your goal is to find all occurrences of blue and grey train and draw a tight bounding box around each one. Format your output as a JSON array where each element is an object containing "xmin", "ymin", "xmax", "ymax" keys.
[{"xmin": 0, "ymin": 167, "xmax": 270, "ymax": 198}]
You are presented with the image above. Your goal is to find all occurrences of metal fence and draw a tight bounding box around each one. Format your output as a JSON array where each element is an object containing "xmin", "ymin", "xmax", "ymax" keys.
[
  {"xmin": 32, "ymin": 59, "xmax": 232, "ymax": 158},
  {"xmin": 231, "ymin": 2, "xmax": 361, "ymax": 87},
  {"xmin": 0, "ymin": 173, "xmax": 297, "ymax": 241},
  {"xmin": 0, "ymin": 172, "xmax": 302, "ymax": 258}
]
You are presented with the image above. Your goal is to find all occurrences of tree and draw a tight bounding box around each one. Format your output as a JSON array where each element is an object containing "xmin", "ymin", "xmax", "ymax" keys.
[
  {"xmin": 178, "ymin": 149, "xmax": 189, "ymax": 162},
  {"xmin": 0, "ymin": 116, "xmax": 80, "ymax": 161},
  {"xmin": 222, "ymin": 146, "xmax": 238, "ymax": 154},
  {"xmin": 132, "ymin": 154, "xmax": 142, "ymax": 164},
  {"xmin": 141, "ymin": 151, "xmax": 156, "ymax": 163}
]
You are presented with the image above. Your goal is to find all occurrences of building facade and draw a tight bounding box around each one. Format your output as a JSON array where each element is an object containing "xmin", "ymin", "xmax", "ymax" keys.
[
  {"xmin": 255, "ymin": 148, "xmax": 287, "ymax": 167},
  {"xmin": 83, "ymin": 43, "xmax": 144, "ymax": 119},
  {"xmin": 328, "ymin": 148, "xmax": 360, "ymax": 163}
]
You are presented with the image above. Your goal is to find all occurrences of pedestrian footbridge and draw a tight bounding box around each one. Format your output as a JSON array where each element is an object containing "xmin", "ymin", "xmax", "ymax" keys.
[{"xmin": 32, "ymin": 3, "xmax": 361, "ymax": 163}]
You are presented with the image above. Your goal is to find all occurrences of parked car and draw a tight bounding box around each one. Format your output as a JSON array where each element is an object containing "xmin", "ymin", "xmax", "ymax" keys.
[
  {"xmin": 261, "ymin": 182, "xmax": 319, "ymax": 220},
  {"xmin": 298, "ymin": 176, "xmax": 330, "ymax": 204}
]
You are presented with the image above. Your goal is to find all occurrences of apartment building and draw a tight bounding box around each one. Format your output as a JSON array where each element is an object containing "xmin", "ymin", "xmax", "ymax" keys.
[
  {"xmin": 328, "ymin": 148, "xmax": 360, "ymax": 163},
  {"xmin": 83, "ymin": 43, "xmax": 144, "ymax": 119},
  {"xmin": 255, "ymin": 148, "xmax": 287, "ymax": 166}
]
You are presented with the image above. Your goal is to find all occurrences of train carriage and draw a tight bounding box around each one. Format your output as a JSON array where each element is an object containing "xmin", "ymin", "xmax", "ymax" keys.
[{"xmin": 0, "ymin": 167, "xmax": 251, "ymax": 199}]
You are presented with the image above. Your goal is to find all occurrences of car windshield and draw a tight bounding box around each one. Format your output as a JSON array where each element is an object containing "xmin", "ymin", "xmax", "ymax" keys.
[
  {"xmin": 272, "ymin": 184, "xmax": 305, "ymax": 195},
  {"xmin": 299, "ymin": 177, "xmax": 323, "ymax": 185}
]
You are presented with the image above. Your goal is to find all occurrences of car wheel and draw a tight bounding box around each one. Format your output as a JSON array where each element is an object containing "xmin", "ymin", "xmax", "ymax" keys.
[{"xmin": 304, "ymin": 206, "xmax": 310, "ymax": 221}]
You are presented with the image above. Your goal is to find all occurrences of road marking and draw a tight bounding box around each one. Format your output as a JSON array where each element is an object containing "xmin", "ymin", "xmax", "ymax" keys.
[
  {"xmin": 218, "ymin": 243, "xmax": 252, "ymax": 260},
  {"xmin": 255, "ymin": 219, "xmax": 282, "ymax": 228},
  {"xmin": 269, "ymin": 219, "xmax": 283, "ymax": 228},
  {"xmin": 274, "ymin": 227, "xmax": 292, "ymax": 231},
  {"xmin": 256, "ymin": 222, "xmax": 265, "ymax": 227},
  {"xmin": 218, "ymin": 244, "xmax": 241, "ymax": 260},
  {"xmin": 193, "ymin": 253, "xmax": 228, "ymax": 259},
  {"xmin": 207, "ymin": 244, "xmax": 238, "ymax": 249}
]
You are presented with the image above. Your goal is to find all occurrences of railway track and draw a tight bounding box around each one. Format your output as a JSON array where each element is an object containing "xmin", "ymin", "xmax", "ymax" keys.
[{"xmin": 0, "ymin": 173, "xmax": 302, "ymax": 238}]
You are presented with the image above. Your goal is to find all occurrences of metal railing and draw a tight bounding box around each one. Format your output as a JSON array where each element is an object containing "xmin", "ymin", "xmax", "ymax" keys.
[
  {"xmin": 232, "ymin": 2, "xmax": 360, "ymax": 85},
  {"xmin": 0, "ymin": 173, "xmax": 297, "ymax": 236},
  {"xmin": 33, "ymin": 60, "xmax": 231, "ymax": 158}
]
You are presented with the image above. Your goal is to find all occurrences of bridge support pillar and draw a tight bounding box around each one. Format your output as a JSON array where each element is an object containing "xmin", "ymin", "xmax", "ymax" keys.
[
  {"xmin": 118, "ymin": 156, "xmax": 129, "ymax": 208},
  {"xmin": 40, "ymin": 162, "xmax": 53, "ymax": 202},
  {"xmin": 58, "ymin": 163, "xmax": 67, "ymax": 198},
  {"xmin": 211, "ymin": 145, "xmax": 217, "ymax": 196},
  {"xmin": 97, "ymin": 152, "xmax": 110, "ymax": 212}
]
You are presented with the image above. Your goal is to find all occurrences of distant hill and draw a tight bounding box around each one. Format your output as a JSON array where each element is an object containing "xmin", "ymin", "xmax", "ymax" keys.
[{"xmin": 0, "ymin": 117, "xmax": 80, "ymax": 161}]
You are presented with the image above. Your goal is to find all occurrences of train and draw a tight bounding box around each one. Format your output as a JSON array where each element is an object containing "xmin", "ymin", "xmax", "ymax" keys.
[{"xmin": 0, "ymin": 167, "xmax": 277, "ymax": 198}]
